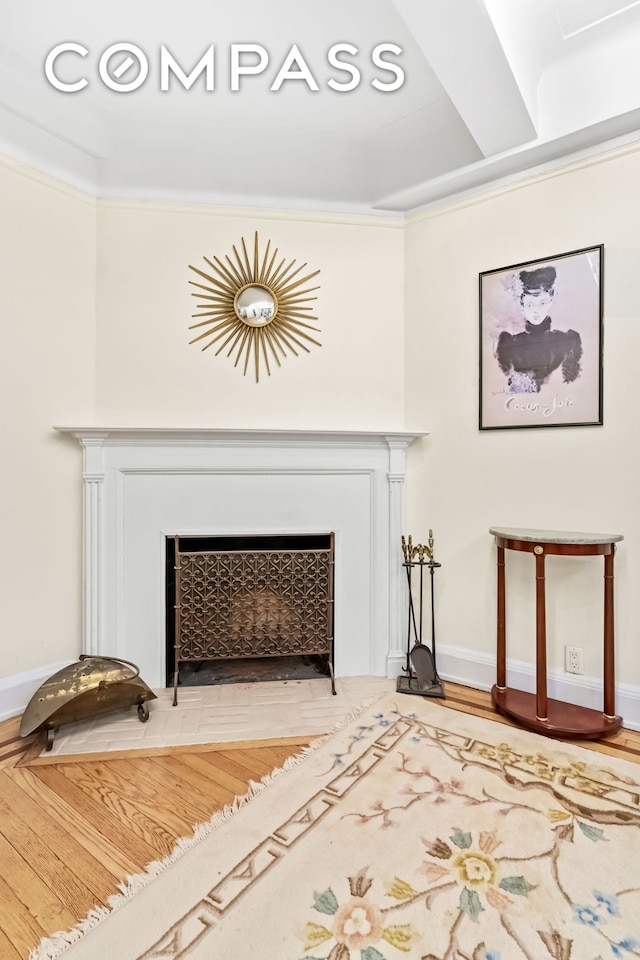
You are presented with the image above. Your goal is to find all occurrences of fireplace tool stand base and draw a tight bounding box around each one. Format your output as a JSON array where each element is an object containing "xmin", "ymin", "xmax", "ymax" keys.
[{"xmin": 396, "ymin": 643, "xmax": 445, "ymax": 699}]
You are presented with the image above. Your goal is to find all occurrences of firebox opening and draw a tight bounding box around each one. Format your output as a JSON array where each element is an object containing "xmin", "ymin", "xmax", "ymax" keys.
[{"xmin": 165, "ymin": 534, "xmax": 335, "ymax": 689}]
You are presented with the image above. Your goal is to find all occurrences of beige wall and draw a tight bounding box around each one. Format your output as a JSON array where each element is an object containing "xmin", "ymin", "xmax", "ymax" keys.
[
  {"xmin": 404, "ymin": 146, "xmax": 640, "ymax": 687},
  {"xmin": 0, "ymin": 160, "xmax": 96, "ymax": 678},
  {"xmin": 95, "ymin": 202, "xmax": 405, "ymax": 430}
]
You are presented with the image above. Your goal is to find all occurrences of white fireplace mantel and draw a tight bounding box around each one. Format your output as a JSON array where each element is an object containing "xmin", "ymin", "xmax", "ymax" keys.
[{"xmin": 56, "ymin": 426, "xmax": 428, "ymax": 689}]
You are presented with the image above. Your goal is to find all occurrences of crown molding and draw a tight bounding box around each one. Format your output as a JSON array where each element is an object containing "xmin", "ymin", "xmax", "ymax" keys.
[
  {"xmin": 95, "ymin": 196, "xmax": 405, "ymax": 229},
  {"xmin": 0, "ymin": 151, "xmax": 405, "ymax": 228},
  {"xmin": 0, "ymin": 153, "xmax": 97, "ymax": 207},
  {"xmin": 5, "ymin": 130, "xmax": 640, "ymax": 230}
]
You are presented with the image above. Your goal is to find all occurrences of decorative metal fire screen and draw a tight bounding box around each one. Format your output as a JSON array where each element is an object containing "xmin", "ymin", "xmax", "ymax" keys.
[{"xmin": 171, "ymin": 534, "xmax": 335, "ymax": 703}]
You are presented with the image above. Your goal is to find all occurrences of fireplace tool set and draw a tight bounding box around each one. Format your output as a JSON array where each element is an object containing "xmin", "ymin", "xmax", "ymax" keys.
[{"xmin": 397, "ymin": 530, "xmax": 445, "ymax": 699}]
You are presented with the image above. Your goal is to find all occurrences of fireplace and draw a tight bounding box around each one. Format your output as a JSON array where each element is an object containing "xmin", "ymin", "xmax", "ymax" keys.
[
  {"xmin": 56, "ymin": 427, "xmax": 426, "ymax": 690},
  {"xmin": 166, "ymin": 533, "xmax": 335, "ymax": 698}
]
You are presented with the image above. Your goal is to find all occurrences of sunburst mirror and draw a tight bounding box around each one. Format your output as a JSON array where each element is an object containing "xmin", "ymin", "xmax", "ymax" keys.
[{"xmin": 188, "ymin": 232, "xmax": 321, "ymax": 382}]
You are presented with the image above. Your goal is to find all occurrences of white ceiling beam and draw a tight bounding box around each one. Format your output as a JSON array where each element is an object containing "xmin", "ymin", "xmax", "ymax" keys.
[
  {"xmin": 390, "ymin": 0, "xmax": 537, "ymax": 156},
  {"xmin": 373, "ymin": 106, "xmax": 640, "ymax": 212}
]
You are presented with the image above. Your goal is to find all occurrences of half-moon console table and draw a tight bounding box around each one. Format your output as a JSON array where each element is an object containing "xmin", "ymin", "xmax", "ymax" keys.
[{"xmin": 489, "ymin": 527, "xmax": 624, "ymax": 740}]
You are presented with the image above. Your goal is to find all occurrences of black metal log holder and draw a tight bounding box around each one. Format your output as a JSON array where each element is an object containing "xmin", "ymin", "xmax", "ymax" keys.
[{"xmin": 397, "ymin": 531, "xmax": 445, "ymax": 699}]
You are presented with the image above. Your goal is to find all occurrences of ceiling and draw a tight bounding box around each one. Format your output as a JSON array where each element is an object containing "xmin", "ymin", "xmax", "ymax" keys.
[{"xmin": 2, "ymin": 0, "xmax": 640, "ymax": 217}]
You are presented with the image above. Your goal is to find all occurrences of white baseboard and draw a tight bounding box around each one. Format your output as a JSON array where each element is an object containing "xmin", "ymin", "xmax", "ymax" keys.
[
  {"xmin": 0, "ymin": 661, "xmax": 74, "ymax": 723},
  {"xmin": 433, "ymin": 642, "xmax": 640, "ymax": 732},
  {"xmin": 5, "ymin": 649, "xmax": 640, "ymax": 733}
]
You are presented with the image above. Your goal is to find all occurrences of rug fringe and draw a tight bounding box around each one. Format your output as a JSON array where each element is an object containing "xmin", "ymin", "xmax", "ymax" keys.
[{"xmin": 28, "ymin": 693, "xmax": 383, "ymax": 960}]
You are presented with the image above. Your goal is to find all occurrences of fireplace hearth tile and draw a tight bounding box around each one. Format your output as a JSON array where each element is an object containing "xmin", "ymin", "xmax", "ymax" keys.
[{"xmin": 32, "ymin": 676, "xmax": 393, "ymax": 760}]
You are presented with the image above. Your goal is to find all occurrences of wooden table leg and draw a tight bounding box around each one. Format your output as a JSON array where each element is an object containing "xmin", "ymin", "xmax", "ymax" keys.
[
  {"xmin": 496, "ymin": 545, "xmax": 506, "ymax": 690},
  {"xmin": 535, "ymin": 550, "xmax": 548, "ymax": 722},
  {"xmin": 603, "ymin": 547, "xmax": 616, "ymax": 719}
]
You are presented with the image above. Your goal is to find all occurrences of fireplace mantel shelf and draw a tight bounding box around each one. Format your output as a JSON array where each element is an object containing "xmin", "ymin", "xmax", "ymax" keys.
[{"xmin": 55, "ymin": 426, "xmax": 429, "ymax": 447}]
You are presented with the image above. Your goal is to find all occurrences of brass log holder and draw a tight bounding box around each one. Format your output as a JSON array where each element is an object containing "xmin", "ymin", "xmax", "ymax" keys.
[
  {"xmin": 397, "ymin": 531, "xmax": 445, "ymax": 699},
  {"xmin": 20, "ymin": 655, "xmax": 157, "ymax": 751}
]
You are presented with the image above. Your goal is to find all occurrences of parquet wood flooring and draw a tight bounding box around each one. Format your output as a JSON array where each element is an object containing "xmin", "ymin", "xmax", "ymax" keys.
[{"xmin": 1, "ymin": 683, "xmax": 639, "ymax": 959}]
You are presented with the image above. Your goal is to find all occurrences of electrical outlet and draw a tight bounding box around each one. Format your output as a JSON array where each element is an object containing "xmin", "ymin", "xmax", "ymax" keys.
[{"xmin": 565, "ymin": 645, "xmax": 584, "ymax": 675}]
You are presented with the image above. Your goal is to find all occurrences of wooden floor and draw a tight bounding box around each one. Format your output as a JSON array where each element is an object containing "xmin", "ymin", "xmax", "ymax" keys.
[{"xmin": 1, "ymin": 683, "xmax": 640, "ymax": 959}]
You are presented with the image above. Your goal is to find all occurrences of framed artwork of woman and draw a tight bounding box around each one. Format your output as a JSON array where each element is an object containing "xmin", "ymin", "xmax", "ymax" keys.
[{"xmin": 479, "ymin": 245, "xmax": 603, "ymax": 430}]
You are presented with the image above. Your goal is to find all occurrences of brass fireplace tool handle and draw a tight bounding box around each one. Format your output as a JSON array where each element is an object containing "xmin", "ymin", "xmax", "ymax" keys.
[{"xmin": 401, "ymin": 530, "xmax": 435, "ymax": 565}]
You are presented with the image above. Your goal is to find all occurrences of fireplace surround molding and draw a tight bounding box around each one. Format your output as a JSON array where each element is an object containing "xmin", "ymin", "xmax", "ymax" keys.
[{"xmin": 56, "ymin": 426, "xmax": 428, "ymax": 690}]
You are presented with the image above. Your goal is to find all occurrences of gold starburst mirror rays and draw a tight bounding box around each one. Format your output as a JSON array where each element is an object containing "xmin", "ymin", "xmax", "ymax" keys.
[{"xmin": 188, "ymin": 232, "xmax": 321, "ymax": 382}]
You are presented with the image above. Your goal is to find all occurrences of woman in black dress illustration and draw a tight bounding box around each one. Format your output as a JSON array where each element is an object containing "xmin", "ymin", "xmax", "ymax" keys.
[{"xmin": 496, "ymin": 266, "xmax": 582, "ymax": 394}]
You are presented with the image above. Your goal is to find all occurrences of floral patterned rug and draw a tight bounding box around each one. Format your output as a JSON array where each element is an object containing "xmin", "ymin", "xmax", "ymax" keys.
[{"xmin": 32, "ymin": 692, "xmax": 640, "ymax": 960}]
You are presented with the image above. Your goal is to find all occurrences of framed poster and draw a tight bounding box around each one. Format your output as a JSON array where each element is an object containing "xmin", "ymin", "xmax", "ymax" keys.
[{"xmin": 479, "ymin": 245, "xmax": 603, "ymax": 430}]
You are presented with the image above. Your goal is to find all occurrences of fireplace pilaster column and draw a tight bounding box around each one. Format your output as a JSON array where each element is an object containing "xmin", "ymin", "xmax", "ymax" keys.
[
  {"xmin": 386, "ymin": 438, "xmax": 412, "ymax": 676},
  {"xmin": 79, "ymin": 436, "xmax": 107, "ymax": 656}
]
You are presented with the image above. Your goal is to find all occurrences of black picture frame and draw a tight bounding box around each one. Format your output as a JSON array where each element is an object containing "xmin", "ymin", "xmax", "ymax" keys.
[{"xmin": 479, "ymin": 244, "xmax": 604, "ymax": 430}]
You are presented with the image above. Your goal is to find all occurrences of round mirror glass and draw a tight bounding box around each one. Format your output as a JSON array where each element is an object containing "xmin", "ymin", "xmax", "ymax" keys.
[{"xmin": 234, "ymin": 285, "xmax": 277, "ymax": 326}]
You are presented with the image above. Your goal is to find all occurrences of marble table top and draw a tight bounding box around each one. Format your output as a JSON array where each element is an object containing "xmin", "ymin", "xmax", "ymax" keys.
[{"xmin": 489, "ymin": 526, "xmax": 623, "ymax": 545}]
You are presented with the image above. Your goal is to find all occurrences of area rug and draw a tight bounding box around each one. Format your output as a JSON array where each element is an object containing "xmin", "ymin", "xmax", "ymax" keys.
[{"xmin": 31, "ymin": 692, "xmax": 640, "ymax": 960}]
